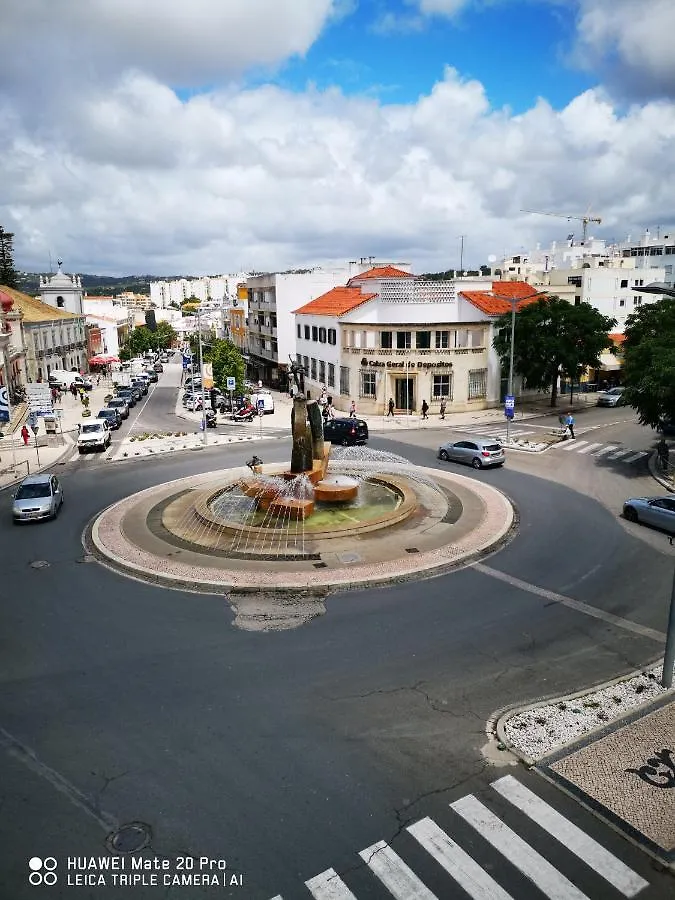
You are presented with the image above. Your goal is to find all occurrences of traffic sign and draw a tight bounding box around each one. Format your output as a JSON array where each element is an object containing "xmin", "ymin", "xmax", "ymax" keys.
[
  {"xmin": 257, "ymin": 398, "xmax": 265, "ymax": 410},
  {"xmin": 226, "ymin": 377, "xmax": 236, "ymax": 391},
  {"xmin": 504, "ymin": 394, "xmax": 515, "ymax": 419}
]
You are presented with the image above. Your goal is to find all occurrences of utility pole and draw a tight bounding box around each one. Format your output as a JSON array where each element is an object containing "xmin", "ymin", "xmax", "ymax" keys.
[
  {"xmin": 459, "ymin": 235, "xmax": 465, "ymax": 275},
  {"xmin": 197, "ymin": 306, "xmax": 207, "ymax": 448}
]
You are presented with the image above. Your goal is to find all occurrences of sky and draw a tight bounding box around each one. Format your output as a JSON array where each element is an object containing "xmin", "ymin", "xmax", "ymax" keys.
[{"xmin": 1, "ymin": 0, "xmax": 675, "ymax": 276}]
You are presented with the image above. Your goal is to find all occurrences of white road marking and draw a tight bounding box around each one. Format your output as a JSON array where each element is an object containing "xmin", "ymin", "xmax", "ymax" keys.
[
  {"xmin": 492, "ymin": 776, "xmax": 648, "ymax": 897},
  {"xmin": 407, "ymin": 817, "xmax": 514, "ymax": 900},
  {"xmin": 606, "ymin": 448, "xmax": 633, "ymax": 460},
  {"xmin": 561, "ymin": 440, "xmax": 587, "ymax": 451},
  {"xmin": 359, "ymin": 840, "xmax": 438, "ymax": 899},
  {"xmin": 621, "ymin": 451, "xmax": 648, "ymax": 464},
  {"xmin": 473, "ymin": 563, "xmax": 665, "ymax": 642},
  {"xmin": 451, "ymin": 794, "xmax": 589, "ymax": 900},
  {"xmin": 590, "ymin": 445, "xmax": 620, "ymax": 457},
  {"xmin": 305, "ymin": 868, "xmax": 357, "ymax": 899},
  {"xmin": 576, "ymin": 442, "xmax": 603, "ymax": 454}
]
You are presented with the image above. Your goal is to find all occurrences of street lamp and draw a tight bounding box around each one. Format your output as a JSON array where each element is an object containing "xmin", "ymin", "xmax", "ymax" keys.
[{"xmin": 491, "ymin": 289, "xmax": 549, "ymax": 444}]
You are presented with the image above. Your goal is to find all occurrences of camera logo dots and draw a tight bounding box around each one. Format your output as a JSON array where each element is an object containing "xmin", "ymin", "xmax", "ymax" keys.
[{"xmin": 28, "ymin": 857, "xmax": 57, "ymax": 886}]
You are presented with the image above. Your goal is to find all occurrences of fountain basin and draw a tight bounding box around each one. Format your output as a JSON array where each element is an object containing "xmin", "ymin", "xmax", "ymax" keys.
[{"xmin": 314, "ymin": 476, "xmax": 359, "ymax": 503}]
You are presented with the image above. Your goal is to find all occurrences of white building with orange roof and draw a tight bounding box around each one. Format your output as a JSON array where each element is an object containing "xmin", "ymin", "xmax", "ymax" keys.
[{"xmin": 292, "ymin": 270, "xmax": 543, "ymax": 415}]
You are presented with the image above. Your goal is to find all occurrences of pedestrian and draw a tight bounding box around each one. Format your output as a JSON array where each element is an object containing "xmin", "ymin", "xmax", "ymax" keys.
[
  {"xmin": 319, "ymin": 387, "xmax": 327, "ymax": 406},
  {"xmin": 566, "ymin": 412, "xmax": 575, "ymax": 440},
  {"xmin": 439, "ymin": 398, "xmax": 447, "ymax": 420},
  {"xmin": 349, "ymin": 400, "xmax": 356, "ymax": 418},
  {"xmin": 21, "ymin": 424, "xmax": 29, "ymax": 446},
  {"xmin": 51, "ymin": 386, "xmax": 58, "ymax": 403},
  {"xmin": 387, "ymin": 397, "xmax": 395, "ymax": 417},
  {"xmin": 70, "ymin": 382, "xmax": 77, "ymax": 397},
  {"xmin": 657, "ymin": 437, "xmax": 670, "ymax": 472},
  {"xmin": 421, "ymin": 399, "xmax": 429, "ymax": 420}
]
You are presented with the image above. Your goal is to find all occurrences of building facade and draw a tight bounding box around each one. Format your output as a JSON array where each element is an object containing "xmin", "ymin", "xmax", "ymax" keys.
[{"xmin": 0, "ymin": 289, "xmax": 27, "ymax": 401}]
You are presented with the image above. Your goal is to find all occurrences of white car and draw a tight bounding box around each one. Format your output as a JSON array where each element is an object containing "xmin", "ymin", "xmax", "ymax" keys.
[
  {"xmin": 249, "ymin": 390, "xmax": 275, "ymax": 414},
  {"xmin": 77, "ymin": 420, "xmax": 111, "ymax": 453}
]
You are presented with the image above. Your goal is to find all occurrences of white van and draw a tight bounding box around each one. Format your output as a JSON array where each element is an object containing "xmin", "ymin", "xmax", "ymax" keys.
[
  {"xmin": 48, "ymin": 370, "xmax": 93, "ymax": 391},
  {"xmin": 249, "ymin": 389, "xmax": 275, "ymax": 414}
]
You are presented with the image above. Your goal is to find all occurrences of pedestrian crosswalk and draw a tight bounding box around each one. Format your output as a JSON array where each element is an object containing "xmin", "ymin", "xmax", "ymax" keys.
[
  {"xmin": 269, "ymin": 775, "xmax": 649, "ymax": 899},
  {"xmin": 551, "ymin": 440, "xmax": 648, "ymax": 464}
]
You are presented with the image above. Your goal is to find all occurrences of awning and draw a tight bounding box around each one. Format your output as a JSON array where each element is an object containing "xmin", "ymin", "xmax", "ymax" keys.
[
  {"xmin": 598, "ymin": 353, "xmax": 621, "ymax": 371},
  {"xmin": 89, "ymin": 354, "xmax": 119, "ymax": 365}
]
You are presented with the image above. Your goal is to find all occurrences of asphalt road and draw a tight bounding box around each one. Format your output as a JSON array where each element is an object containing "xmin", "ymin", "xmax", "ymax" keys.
[{"xmin": 0, "ymin": 403, "xmax": 672, "ymax": 898}]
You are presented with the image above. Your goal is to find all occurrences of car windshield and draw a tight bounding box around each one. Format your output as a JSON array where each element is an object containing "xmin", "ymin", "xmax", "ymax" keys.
[
  {"xmin": 81, "ymin": 424, "xmax": 103, "ymax": 434},
  {"xmin": 16, "ymin": 483, "xmax": 51, "ymax": 499},
  {"xmin": 109, "ymin": 400, "xmax": 125, "ymax": 406},
  {"xmin": 607, "ymin": 388, "xmax": 623, "ymax": 395}
]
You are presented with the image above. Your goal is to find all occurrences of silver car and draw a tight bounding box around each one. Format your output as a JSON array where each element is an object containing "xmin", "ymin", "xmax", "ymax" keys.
[
  {"xmin": 623, "ymin": 496, "xmax": 675, "ymax": 534},
  {"xmin": 438, "ymin": 437, "xmax": 505, "ymax": 469},
  {"xmin": 597, "ymin": 387, "xmax": 625, "ymax": 407},
  {"xmin": 12, "ymin": 473, "xmax": 63, "ymax": 523}
]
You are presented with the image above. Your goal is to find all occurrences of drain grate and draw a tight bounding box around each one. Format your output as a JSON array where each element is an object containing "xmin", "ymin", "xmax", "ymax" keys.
[
  {"xmin": 405, "ymin": 547, "xmax": 420, "ymax": 554},
  {"xmin": 106, "ymin": 822, "xmax": 152, "ymax": 854},
  {"xmin": 313, "ymin": 562, "xmax": 328, "ymax": 568},
  {"xmin": 30, "ymin": 560, "xmax": 50, "ymax": 569}
]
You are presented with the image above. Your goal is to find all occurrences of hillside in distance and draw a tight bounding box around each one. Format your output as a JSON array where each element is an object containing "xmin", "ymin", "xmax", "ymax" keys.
[{"xmin": 16, "ymin": 272, "xmax": 183, "ymax": 296}]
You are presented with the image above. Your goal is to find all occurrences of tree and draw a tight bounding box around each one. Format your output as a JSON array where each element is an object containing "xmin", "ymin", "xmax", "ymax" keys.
[
  {"xmin": 0, "ymin": 225, "xmax": 18, "ymax": 288},
  {"xmin": 492, "ymin": 296, "xmax": 616, "ymax": 407},
  {"xmin": 209, "ymin": 339, "xmax": 245, "ymax": 394},
  {"xmin": 119, "ymin": 321, "xmax": 177, "ymax": 359},
  {"xmin": 621, "ymin": 298, "xmax": 675, "ymax": 428}
]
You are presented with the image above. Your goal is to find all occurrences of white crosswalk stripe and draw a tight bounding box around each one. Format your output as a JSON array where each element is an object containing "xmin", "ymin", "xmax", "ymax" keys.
[
  {"xmin": 591, "ymin": 445, "xmax": 620, "ymax": 457},
  {"xmin": 491, "ymin": 776, "xmax": 649, "ymax": 897},
  {"xmin": 451, "ymin": 794, "xmax": 590, "ymax": 900},
  {"xmin": 359, "ymin": 840, "xmax": 438, "ymax": 899},
  {"xmin": 305, "ymin": 868, "xmax": 358, "ymax": 899},
  {"xmin": 622, "ymin": 451, "xmax": 648, "ymax": 463},
  {"xmin": 606, "ymin": 447, "xmax": 635, "ymax": 460},
  {"xmin": 576, "ymin": 442, "xmax": 603, "ymax": 454},
  {"xmin": 550, "ymin": 440, "xmax": 649, "ymax": 463},
  {"xmin": 560, "ymin": 439, "xmax": 587, "ymax": 451}
]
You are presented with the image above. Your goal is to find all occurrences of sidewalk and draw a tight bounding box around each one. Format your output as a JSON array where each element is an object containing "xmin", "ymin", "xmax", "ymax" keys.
[{"xmin": 0, "ymin": 381, "xmax": 117, "ymax": 490}]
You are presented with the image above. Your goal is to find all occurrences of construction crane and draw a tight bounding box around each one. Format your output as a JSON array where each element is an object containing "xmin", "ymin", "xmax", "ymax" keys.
[{"xmin": 521, "ymin": 209, "xmax": 602, "ymax": 244}]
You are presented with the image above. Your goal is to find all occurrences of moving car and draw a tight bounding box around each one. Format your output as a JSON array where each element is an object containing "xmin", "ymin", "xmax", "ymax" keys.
[
  {"xmin": 249, "ymin": 389, "xmax": 275, "ymax": 414},
  {"xmin": 12, "ymin": 473, "xmax": 63, "ymax": 523},
  {"xmin": 323, "ymin": 417, "xmax": 369, "ymax": 446},
  {"xmin": 623, "ymin": 496, "xmax": 675, "ymax": 534},
  {"xmin": 437, "ymin": 437, "xmax": 505, "ymax": 469},
  {"xmin": 597, "ymin": 387, "xmax": 625, "ymax": 407},
  {"xmin": 97, "ymin": 407, "xmax": 122, "ymax": 429},
  {"xmin": 106, "ymin": 397, "xmax": 130, "ymax": 419},
  {"xmin": 77, "ymin": 420, "xmax": 111, "ymax": 453}
]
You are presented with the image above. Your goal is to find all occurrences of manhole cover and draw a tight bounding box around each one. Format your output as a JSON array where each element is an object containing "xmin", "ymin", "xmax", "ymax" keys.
[
  {"xmin": 30, "ymin": 560, "xmax": 50, "ymax": 569},
  {"xmin": 405, "ymin": 547, "xmax": 420, "ymax": 554},
  {"xmin": 106, "ymin": 822, "xmax": 152, "ymax": 854}
]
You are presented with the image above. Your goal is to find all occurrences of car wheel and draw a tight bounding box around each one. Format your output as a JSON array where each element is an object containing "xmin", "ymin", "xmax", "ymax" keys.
[
  {"xmin": 78, "ymin": 448, "xmax": 85, "ymax": 454},
  {"xmin": 471, "ymin": 457, "xmax": 483, "ymax": 469},
  {"xmin": 439, "ymin": 449, "xmax": 449, "ymax": 461},
  {"xmin": 623, "ymin": 506, "xmax": 638, "ymax": 523}
]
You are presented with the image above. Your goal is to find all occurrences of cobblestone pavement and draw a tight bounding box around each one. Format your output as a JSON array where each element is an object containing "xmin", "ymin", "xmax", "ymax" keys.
[{"xmin": 541, "ymin": 696, "xmax": 675, "ymax": 866}]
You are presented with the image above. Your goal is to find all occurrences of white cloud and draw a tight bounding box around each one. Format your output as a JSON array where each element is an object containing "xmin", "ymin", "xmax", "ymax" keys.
[{"xmin": 573, "ymin": 0, "xmax": 675, "ymax": 99}]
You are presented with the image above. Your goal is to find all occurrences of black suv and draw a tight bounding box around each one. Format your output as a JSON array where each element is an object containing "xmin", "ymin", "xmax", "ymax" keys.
[{"xmin": 323, "ymin": 417, "xmax": 369, "ymax": 446}]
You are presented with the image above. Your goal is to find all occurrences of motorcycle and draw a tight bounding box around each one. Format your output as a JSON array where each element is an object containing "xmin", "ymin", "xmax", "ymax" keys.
[
  {"xmin": 205, "ymin": 410, "xmax": 217, "ymax": 428},
  {"xmin": 231, "ymin": 402, "xmax": 255, "ymax": 423}
]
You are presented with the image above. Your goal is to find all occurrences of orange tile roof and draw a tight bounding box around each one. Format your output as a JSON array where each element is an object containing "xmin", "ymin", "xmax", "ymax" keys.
[
  {"xmin": 608, "ymin": 332, "xmax": 626, "ymax": 343},
  {"xmin": 461, "ymin": 282, "xmax": 546, "ymax": 316},
  {"xmin": 294, "ymin": 286, "xmax": 377, "ymax": 316},
  {"xmin": 348, "ymin": 266, "xmax": 414, "ymax": 282},
  {"xmin": 0, "ymin": 285, "xmax": 79, "ymax": 322}
]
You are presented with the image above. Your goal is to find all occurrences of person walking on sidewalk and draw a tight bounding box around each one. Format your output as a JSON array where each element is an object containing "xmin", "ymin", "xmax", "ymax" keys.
[
  {"xmin": 657, "ymin": 437, "xmax": 670, "ymax": 472},
  {"xmin": 349, "ymin": 400, "xmax": 356, "ymax": 418},
  {"xmin": 387, "ymin": 397, "xmax": 395, "ymax": 417},
  {"xmin": 566, "ymin": 412, "xmax": 575, "ymax": 439},
  {"xmin": 421, "ymin": 399, "xmax": 429, "ymax": 420},
  {"xmin": 439, "ymin": 398, "xmax": 447, "ymax": 420},
  {"xmin": 21, "ymin": 424, "xmax": 30, "ymax": 446}
]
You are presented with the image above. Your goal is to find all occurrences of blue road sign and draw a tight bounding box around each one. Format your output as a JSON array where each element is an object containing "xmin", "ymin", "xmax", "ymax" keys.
[
  {"xmin": 226, "ymin": 376, "xmax": 236, "ymax": 391},
  {"xmin": 504, "ymin": 394, "xmax": 515, "ymax": 419}
]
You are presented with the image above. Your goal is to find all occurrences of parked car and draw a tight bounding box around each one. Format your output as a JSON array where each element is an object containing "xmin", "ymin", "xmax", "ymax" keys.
[
  {"xmin": 48, "ymin": 371, "xmax": 93, "ymax": 391},
  {"xmin": 97, "ymin": 407, "xmax": 122, "ymax": 429},
  {"xmin": 131, "ymin": 378, "xmax": 148, "ymax": 396},
  {"xmin": 249, "ymin": 390, "xmax": 275, "ymax": 414},
  {"xmin": 143, "ymin": 368, "xmax": 159, "ymax": 383},
  {"xmin": 323, "ymin": 417, "xmax": 369, "ymax": 446},
  {"xmin": 12, "ymin": 473, "xmax": 63, "ymax": 523},
  {"xmin": 153, "ymin": 362, "xmax": 164, "ymax": 373},
  {"xmin": 597, "ymin": 387, "xmax": 625, "ymax": 407},
  {"xmin": 437, "ymin": 437, "xmax": 505, "ymax": 469},
  {"xmin": 623, "ymin": 496, "xmax": 675, "ymax": 534},
  {"xmin": 77, "ymin": 420, "xmax": 111, "ymax": 453},
  {"xmin": 658, "ymin": 418, "xmax": 675, "ymax": 436},
  {"xmin": 116, "ymin": 387, "xmax": 139, "ymax": 405},
  {"xmin": 106, "ymin": 397, "xmax": 130, "ymax": 419}
]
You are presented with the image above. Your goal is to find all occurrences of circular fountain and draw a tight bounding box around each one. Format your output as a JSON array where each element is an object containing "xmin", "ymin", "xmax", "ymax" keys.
[{"xmin": 88, "ymin": 394, "xmax": 515, "ymax": 626}]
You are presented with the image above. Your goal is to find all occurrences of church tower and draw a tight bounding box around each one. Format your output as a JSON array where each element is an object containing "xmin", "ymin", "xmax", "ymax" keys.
[{"xmin": 39, "ymin": 260, "xmax": 84, "ymax": 315}]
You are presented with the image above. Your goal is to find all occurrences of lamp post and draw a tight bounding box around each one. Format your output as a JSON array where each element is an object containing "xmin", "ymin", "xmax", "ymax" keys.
[{"xmin": 196, "ymin": 305, "xmax": 207, "ymax": 448}]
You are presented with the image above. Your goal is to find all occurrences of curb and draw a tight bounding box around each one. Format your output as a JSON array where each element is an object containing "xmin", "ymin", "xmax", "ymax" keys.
[
  {"xmin": 647, "ymin": 449, "xmax": 674, "ymax": 493},
  {"xmin": 490, "ymin": 656, "xmax": 668, "ymax": 766}
]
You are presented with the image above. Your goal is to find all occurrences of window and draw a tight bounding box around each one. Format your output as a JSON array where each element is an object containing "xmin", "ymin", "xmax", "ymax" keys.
[
  {"xmin": 435, "ymin": 330, "xmax": 449, "ymax": 349},
  {"xmin": 56, "ymin": 296, "xmax": 65, "ymax": 308},
  {"xmin": 470, "ymin": 329, "xmax": 484, "ymax": 348},
  {"xmin": 634, "ymin": 296, "xmax": 642, "ymax": 306},
  {"xmin": 620, "ymin": 279, "xmax": 628, "ymax": 288},
  {"xmin": 468, "ymin": 368, "xmax": 487, "ymax": 400},
  {"xmin": 396, "ymin": 331, "xmax": 411, "ymax": 349},
  {"xmin": 619, "ymin": 299, "xmax": 625, "ymax": 307},
  {"xmin": 303, "ymin": 355, "xmax": 309, "ymax": 373},
  {"xmin": 327, "ymin": 363, "xmax": 335, "ymax": 388},
  {"xmin": 634, "ymin": 279, "xmax": 644, "ymax": 286},
  {"xmin": 304, "ymin": 325, "xmax": 310, "ymax": 340},
  {"xmin": 328, "ymin": 328, "xmax": 336, "ymax": 345},
  {"xmin": 416, "ymin": 331, "xmax": 431, "ymax": 349},
  {"xmin": 361, "ymin": 371, "xmax": 376, "ymax": 398},
  {"xmin": 432, "ymin": 375, "xmax": 452, "ymax": 399},
  {"xmin": 270, "ymin": 313, "xmax": 277, "ymax": 328},
  {"xmin": 318, "ymin": 327, "xmax": 326, "ymax": 343},
  {"xmin": 319, "ymin": 360, "xmax": 326, "ymax": 383},
  {"xmin": 455, "ymin": 329, "xmax": 469, "ymax": 348},
  {"xmin": 296, "ymin": 353, "xmax": 302, "ymax": 364},
  {"xmin": 310, "ymin": 358, "xmax": 317, "ymax": 380},
  {"xmin": 312, "ymin": 326, "xmax": 318, "ymax": 342},
  {"xmin": 339, "ymin": 366, "xmax": 350, "ymax": 395},
  {"xmin": 574, "ymin": 296, "xmax": 581, "ymax": 306},
  {"xmin": 381, "ymin": 331, "xmax": 392, "ymax": 349},
  {"xmin": 297, "ymin": 324, "xmax": 301, "ymax": 338}
]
